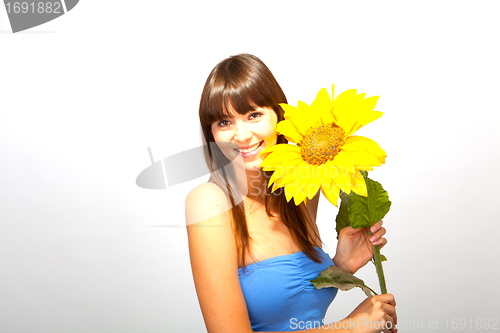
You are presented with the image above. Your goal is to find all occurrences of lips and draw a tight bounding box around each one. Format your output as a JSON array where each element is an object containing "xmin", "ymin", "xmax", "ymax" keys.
[{"xmin": 235, "ymin": 141, "xmax": 263, "ymax": 154}]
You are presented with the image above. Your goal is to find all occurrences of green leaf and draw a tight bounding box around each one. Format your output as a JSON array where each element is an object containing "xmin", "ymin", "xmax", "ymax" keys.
[
  {"xmin": 348, "ymin": 173, "xmax": 391, "ymax": 229},
  {"xmin": 311, "ymin": 265, "xmax": 376, "ymax": 298},
  {"xmin": 370, "ymin": 254, "xmax": 387, "ymax": 265},
  {"xmin": 334, "ymin": 172, "xmax": 391, "ymax": 234},
  {"xmin": 335, "ymin": 192, "xmax": 351, "ymax": 239}
]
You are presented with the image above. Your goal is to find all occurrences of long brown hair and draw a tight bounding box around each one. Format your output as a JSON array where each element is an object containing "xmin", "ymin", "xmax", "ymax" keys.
[{"xmin": 199, "ymin": 54, "xmax": 322, "ymax": 268}]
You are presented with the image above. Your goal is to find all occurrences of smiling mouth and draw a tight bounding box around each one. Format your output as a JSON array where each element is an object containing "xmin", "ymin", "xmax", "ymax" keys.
[{"xmin": 235, "ymin": 141, "xmax": 263, "ymax": 153}]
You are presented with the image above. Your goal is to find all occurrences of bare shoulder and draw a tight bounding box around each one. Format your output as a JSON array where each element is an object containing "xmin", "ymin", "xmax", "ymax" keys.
[
  {"xmin": 185, "ymin": 182, "xmax": 235, "ymax": 255},
  {"xmin": 185, "ymin": 182, "xmax": 231, "ymax": 225},
  {"xmin": 185, "ymin": 182, "xmax": 235, "ymax": 260},
  {"xmin": 185, "ymin": 183, "xmax": 252, "ymax": 331}
]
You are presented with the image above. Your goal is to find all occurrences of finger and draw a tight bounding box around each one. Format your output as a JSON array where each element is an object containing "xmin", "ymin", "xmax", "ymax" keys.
[
  {"xmin": 383, "ymin": 325, "xmax": 397, "ymax": 333},
  {"xmin": 375, "ymin": 237, "xmax": 387, "ymax": 248},
  {"xmin": 383, "ymin": 320, "xmax": 398, "ymax": 333},
  {"xmin": 384, "ymin": 304, "xmax": 397, "ymax": 326},
  {"xmin": 370, "ymin": 220, "xmax": 383, "ymax": 233},
  {"xmin": 377, "ymin": 293, "xmax": 396, "ymax": 307},
  {"xmin": 370, "ymin": 227, "xmax": 387, "ymax": 245},
  {"xmin": 383, "ymin": 313, "xmax": 397, "ymax": 333},
  {"xmin": 340, "ymin": 226, "xmax": 355, "ymax": 235},
  {"xmin": 373, "ymin": 227, "xmax": 386, "ymax": 238}
]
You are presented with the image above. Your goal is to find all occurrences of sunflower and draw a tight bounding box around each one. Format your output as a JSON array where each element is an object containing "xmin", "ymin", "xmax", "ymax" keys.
[{"xmin": 260, "ymin": 85, "xmax": 386, "ymax": 206}]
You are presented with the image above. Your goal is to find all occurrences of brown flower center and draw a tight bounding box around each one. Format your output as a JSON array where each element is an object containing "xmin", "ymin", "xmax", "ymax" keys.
[{"xmin": 301, "ymin": 124, "xmax": 345, "ymax": 165}]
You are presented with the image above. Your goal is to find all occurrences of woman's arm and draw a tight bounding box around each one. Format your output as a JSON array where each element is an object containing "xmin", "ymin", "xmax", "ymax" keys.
[
  {"xmin": 186, "ymin": 184, "xmax": 396, "ymax": 333},
  {"xmin": 186, "ymin": 183, "xmax": 254, "ymax": 333}
]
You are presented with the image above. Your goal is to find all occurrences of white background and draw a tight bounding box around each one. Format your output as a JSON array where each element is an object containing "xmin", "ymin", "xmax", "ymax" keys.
[{"xmin": 1, "ymin": 1, "xmax": 499, "ymax": 332}]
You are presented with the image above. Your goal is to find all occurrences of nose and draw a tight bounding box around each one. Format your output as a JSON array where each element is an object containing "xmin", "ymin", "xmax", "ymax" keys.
[{"xmin": 233, "ymin": 120, "xmax": 252, "ymax": 143}]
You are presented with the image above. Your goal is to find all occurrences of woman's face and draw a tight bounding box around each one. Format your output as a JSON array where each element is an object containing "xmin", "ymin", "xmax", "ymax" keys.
[{"xmin": 211, "ymin": 106, "xmax": 278, "ymax": 171}]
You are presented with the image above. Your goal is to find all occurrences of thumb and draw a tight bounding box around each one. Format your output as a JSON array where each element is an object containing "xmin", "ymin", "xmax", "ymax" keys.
[{"xmin": 341, "ymin": 226, "xmax": 362, "ymax": 236}]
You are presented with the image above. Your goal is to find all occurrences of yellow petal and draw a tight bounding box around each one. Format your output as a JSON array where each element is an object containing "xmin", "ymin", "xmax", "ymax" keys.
[
  {"xmin": 280, "ymin": 103, "xmax": 300, "ymax": 120},
  {"xmin": 325, "ymin": 162, "xmax": 353, "ymax": 194},
  {"xmin": 321, "ymin": 180, "xmax": 340, "ymax": 207},
  {"xmin": 284, "ymin": 182, "xmax": 297, "ymax": 202},
  {"xmin": 335, "ymin": 89, "xmax": 358, "ymax": 103},
  {"xmin": 271, "ymin": 181, "xmax": 282, "ymax": 193},
  {"xmin": 356, "ymin": 92, "xmax": 366, "ymax": 101},
  {"xmin": 332, "ymin": 89, "xmax": 383, "ymax": 136},
  {"xmin": 342, "ymin": 136, "xmax": 387, "ymax": 163},
  {"xmin": 294, "ymin": 100, "xmax": 319, "ymax": 135},
  {"xmin": 276, "ymin": 160, "xmax": 308, "ymax": 187},
  {"xmin": 346, "ymin": 111, "xmax": 383, "ymax": 137},
  {"xmin": 357, "ymin": 165, "xmax": 374, "ymax": 171},
  {"xmin": 260, "ymin": 143, "xmax": 300, "ymax": 158},
  {"xmin": 293, "ymin": 183, "xmax": 308, "ymax": 206},
  {"xmin": 351, "ymin": 171, "xmax": 367, "ymax": 197},
  {"xmin": 281, "ymin": 102, "xmax": 311, "ymax": 136},
  {"xmin": 361, "ymin": 95, "xmax": 379, "ymax": 112},
  {"xmin": 337, "ymin": 150, "xmax": 381, "ymax": 169},
  {"xmin": 318, "ymin": 86, "xmax": 336, "ymax": 125},
  {"xmin": 268, "ymin": 167, "xmax": 284, "ymax": 187},
  {"xmin": 282, "ymin": 176, "xmax": 310, "ymax": 206},
  {"xmin": 303, "ymin": 165, "xmax": 322, "ymax": 200},
  {"xmin": 310, "ymin": 88, "xmax": 333, "ymax": 125},
  {"xmin": 276, "ymin": 120, "xmax": 304, "ymax": 144},
  {"xmin": 351, "ymin": 151, "xmax": 381, "ymax": 168},
  {"xmin": 261, "ymin": 152, "xmax": 302, "ymax": 169},
  {"xmin": 320, "ymin": 108, "xmax": 335, "ymax": 125},
  {"xmin": 330, "ymin": 151, "xmax": 358, "ymax": 174}
]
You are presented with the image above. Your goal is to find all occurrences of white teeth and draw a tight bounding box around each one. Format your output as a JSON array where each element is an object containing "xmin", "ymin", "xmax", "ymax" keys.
[{"xmin": 236, "ymin": 141, "xmax": 261, "ymax": 153}]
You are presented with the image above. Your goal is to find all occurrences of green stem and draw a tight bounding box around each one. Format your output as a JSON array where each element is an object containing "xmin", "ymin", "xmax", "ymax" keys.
[
  {"xmin": 369, "ymin": 231, "xmax": 387, "ymax": 294},
  {"xmin": 365, "ymin": 285, "xmax": 378, "ymax": 296}
]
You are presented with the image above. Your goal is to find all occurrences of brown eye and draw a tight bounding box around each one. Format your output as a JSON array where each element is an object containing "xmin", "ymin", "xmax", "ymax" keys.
[
  {"xmin": 217, "ymin": 120, "xmax": 230, "ymax": 127},
  {"xmin": 249, "ymin": 112, "xmax": 262, "ymax": 119}
]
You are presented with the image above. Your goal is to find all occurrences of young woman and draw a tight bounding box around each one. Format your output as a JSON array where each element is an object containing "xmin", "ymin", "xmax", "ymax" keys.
[{"xmin": 186, "ymin": 54, "xmax": 397, "ymax": 333}]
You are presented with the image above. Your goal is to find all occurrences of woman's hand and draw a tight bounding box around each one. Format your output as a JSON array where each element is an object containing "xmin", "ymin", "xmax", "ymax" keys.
[
  {"xmin": 332, "ymin": 220, "xmax": 387, "ymax": 274},
  {"xmin": 342, "ymin": 294, "xmax": 398, "ymax": 333}
]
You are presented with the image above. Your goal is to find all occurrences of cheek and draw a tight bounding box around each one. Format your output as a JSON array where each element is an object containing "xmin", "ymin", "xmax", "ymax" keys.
[
  {"xmin": 262, "ymin": 120, "xmax": 278, "ymax": 145},
  {"xmin": 211, "ymin": 129, "xmax": 240, "ymax": 161},
  {"xmin": 212, "ymin": 127, "xmax": 230, "ymax": 144},
  {"xmin": 264, "ymin": 130, "xmax": 277, "ymax": 146}
]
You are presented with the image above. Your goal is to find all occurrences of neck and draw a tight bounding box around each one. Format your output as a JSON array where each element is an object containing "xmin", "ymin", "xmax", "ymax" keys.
[{"xmin": 233, "ymin": 166, "xmax": 267, "ymax": 202}]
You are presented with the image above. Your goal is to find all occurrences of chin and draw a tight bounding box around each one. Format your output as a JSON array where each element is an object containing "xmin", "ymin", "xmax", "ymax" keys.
[{"xmin": 244, "ymin": 161, "xmax": 264, "ymax": 171}]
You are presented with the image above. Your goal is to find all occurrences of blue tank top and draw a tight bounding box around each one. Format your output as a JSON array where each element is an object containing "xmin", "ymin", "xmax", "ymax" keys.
[{"xmin": 238, "ymin": 247, "xmax": 338, "ymax": 332}]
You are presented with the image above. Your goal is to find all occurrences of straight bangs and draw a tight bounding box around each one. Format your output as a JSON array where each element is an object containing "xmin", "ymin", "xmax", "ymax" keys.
[
  {"xmin": 200, "ymin": 54, "xmax": 286, "ymax": 130},
  {"xmin": 200, "ymin": 77, "xmax": 276, "ymax": 128}
]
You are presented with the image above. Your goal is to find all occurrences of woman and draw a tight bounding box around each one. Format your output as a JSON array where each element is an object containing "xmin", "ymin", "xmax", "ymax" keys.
[{"xmin": 186, "ymin": 54, "xmax": 397, "ymax": 333}]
